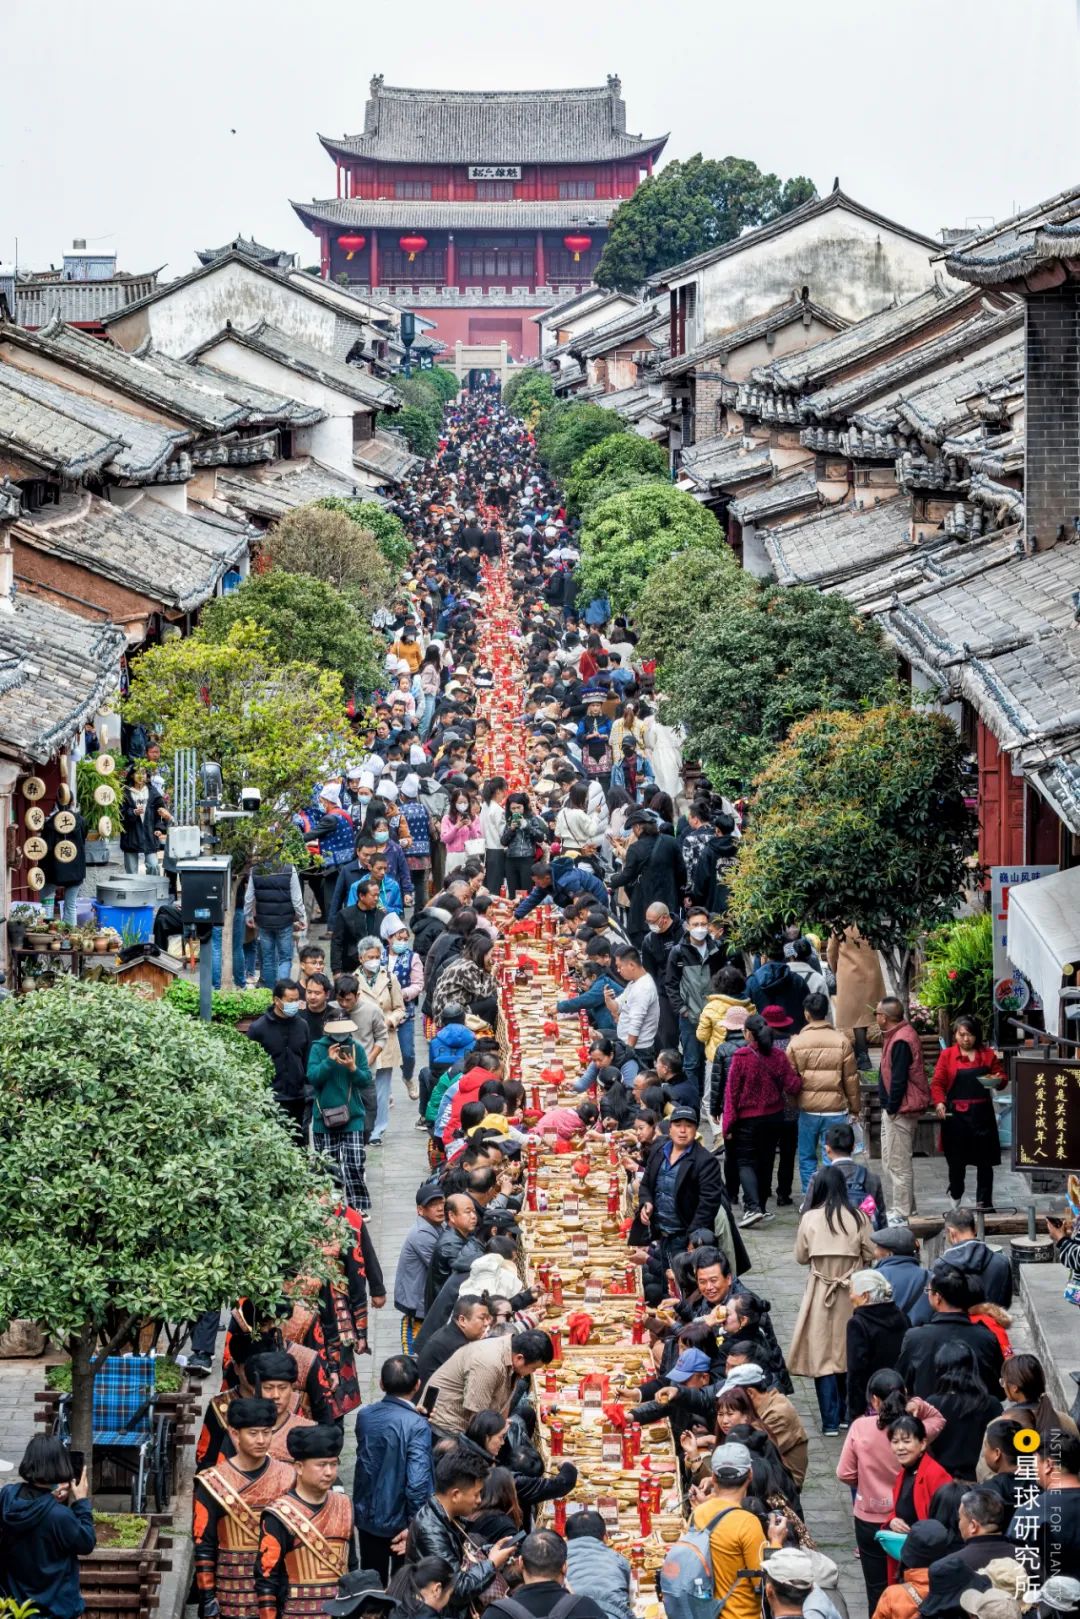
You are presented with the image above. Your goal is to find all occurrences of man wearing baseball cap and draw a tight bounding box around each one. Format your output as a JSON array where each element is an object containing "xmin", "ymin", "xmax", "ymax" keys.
[
  {"xmin": 1034, "ymin": 1576, "xmax": 1080, "ymax": 1618},
  {"xmin": 763, "ymin": 1547, "xmax": 817, "ymax": 1619},
  {"xmin": 667, "ymin": 1348, "xmax": 713, "ymax": 1388},
  {"xmin": 394, "ymin": 1183, "xmax": 447, "ymax": 1352},
  {"xmin": 688, "ymin": 1442, "xmax": 764, "ymax": 1619}
]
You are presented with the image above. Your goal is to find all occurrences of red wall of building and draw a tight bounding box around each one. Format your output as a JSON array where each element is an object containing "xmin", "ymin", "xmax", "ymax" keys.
[
  {"xmin": 977, "ymin": 719, "xmax": 1026, "ymax": 869},
  {"xmin": 345, "ymin": 161, "xmax": 643, "ymax": 202},
  {"xmin": 409, "ymin": 304, "xmax": 544, "ymax": 363}
]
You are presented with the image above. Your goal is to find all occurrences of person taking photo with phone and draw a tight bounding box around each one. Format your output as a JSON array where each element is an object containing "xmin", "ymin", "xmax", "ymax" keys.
[{"xmin": 0, "ymin": 1435, "xmax": 95, "ymax": 1618}]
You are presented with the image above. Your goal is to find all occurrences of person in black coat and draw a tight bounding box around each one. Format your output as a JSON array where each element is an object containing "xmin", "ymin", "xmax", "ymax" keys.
[
  {"xmin": 610, "ymin": 816, "xmax": 686, "ymax": 947},
  {"xmin": 247, "ymin": 983, "xmax": 311, "ymax": 1138},
  {"xmin": 636, "ymin": 1108, "xmax": 725, "ymax": 1265},
  {"xmin": 415, "ymin": 1294, "xmax": 492, "ymax": 1385},
  {"xmin": 895, "ymin": 1262, "xmax": 1005, "ymax": 1398},
  {"xmin": 845, "ymin": 1271, "xmax": 911, "ymax": 1424},
  {"xmin": 330, "ymin": 879, "xmax": 388, "ymax": 976}
]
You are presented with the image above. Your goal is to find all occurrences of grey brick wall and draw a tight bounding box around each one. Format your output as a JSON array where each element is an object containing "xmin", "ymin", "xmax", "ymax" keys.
[{"xmin": 1025, "ymin": 285, "xmax": 1080, "ymax": 548}]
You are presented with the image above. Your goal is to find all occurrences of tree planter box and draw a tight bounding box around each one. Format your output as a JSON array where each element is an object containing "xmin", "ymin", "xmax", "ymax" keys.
[{"xmin": 81, "ymin": 1515, "xmax": 172, "ymax": 1619}]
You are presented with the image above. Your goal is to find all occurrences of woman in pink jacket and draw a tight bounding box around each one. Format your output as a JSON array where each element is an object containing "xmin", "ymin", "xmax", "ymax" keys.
[
  {"xmin": 441, "ymin": 790, "xmax": 482, "ymax": 873},
  {"xmin": 837, "ymin": 1368, "xmax": 944, "ymax": 1616}
]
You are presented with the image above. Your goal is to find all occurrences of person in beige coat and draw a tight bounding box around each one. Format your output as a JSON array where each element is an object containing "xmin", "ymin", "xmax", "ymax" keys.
[
  {"xmin": 788, "ymin": 1164, "xmax": 875, "ymax": 1435},
  {"xmin": 355, "ymin": 936, "xmax": 405, "ymax": 1146},
  {"xmin": 786, "ymin": 991, "xmax": 861, "ymax": 1193},
  {"xmin": 827, "ymin": 927, "xmax": 885, "ymax": 1070}
]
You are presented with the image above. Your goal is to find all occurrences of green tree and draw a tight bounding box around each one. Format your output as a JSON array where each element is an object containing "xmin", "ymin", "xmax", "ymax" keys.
[
  {"xmin": 396, "ymin": 405, "xmax": 439, "ymax": 458},
  {"xmin": 663, "ymin": 584, "xmax": 896, "ymax": 797},
  {"xmin": 0, "ymin": 980, "xmax": 334, "ymax": 1463},
  {"xmin": 316, "ymin": 498, "xmax": 410, "ymax": 571},
  {"xmin": 425, "ymin": 365, "xmax": 461, "ymax": 403},
  {"xmin": 124, "ymin": 621, "xmax": 352, "ymax": 872},
  {"xmin": 636, "ymin": 545, "xmax": 747, "ymax": 675},
  {"xmin": 575, "ymin": 483, "xmax": 725, "ymax": 613},
  {"xmin": 579, "ymin": 469, "xmax": 661, "ymax": 521},
  {"xmin": 393, "ymin": 375, "xmax": 443, "ymax": 424},
  {"xmin": 199, "ymin": 570, "xmax": 380, "ymax": 699},
  {"xmin": 261, "ymin": 503, "xmax": 394, "ymax": 613},
  {"xmin": 536, "ymin": 401, "xmax": 627, "ymax": 481},
  {"xmin": 503, "ymin": 367, "xmax": 556, "ymax": 424},
  {"xmin": 564, "ymin": 435, "xmax": 668, "ymax": 516},
  {"xmin": 726, "ymin": 704, "xmax": 976, "ymax": 996},
  {"xmin": 595, "ymin": 155, "xmax": 818, "ymax": 291}
]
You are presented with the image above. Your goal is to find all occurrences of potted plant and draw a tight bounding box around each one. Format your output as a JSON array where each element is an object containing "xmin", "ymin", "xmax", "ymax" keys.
[
  {"xmin": 6, "ymin": 903, "xmax": 39, "ymax": 953},
  {"xmin": 78, "ymin": 1514, "xmax": 173, "ymax": 1619}
]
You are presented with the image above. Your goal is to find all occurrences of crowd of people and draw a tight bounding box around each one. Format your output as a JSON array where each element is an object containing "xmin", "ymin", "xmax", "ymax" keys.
[{"xmin": 4, "ymin": 386, "xmax": 1079, "ymax": 1619}]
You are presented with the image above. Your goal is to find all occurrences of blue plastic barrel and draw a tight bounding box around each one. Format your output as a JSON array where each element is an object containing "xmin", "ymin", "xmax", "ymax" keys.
[{"xmin": 94, "ymin": 903, "xmax": 154, "ymax": 943}]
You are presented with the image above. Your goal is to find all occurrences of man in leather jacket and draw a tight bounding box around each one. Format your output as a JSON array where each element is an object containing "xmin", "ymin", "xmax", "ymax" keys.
[{"xmin": 405, "ymin": 1446, "xmax": 518, "ymax": 1617}]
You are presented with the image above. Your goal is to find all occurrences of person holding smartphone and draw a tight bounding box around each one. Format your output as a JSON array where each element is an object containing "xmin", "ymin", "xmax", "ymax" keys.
[{"xmin": 0, "ymin": 1435, "xmax": 95, "ymax": 1617}]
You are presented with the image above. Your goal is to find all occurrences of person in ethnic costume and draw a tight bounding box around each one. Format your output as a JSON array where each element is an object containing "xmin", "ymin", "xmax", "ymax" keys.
[
  {"xmin": 223, "ymin": 1300, "xmax": 334, "ymax": 1424},
  {"xmin": 198, "ymin": 1351, "xmax": 314, "ymax": 1473},
  {"xmin": 318, "ymin": 1203, "xmax": 386, "ymax": 1421},
  {"xmin": 193, "ymin": 1398, "xmax": 295, "ymax": 1619},
  {"xmin": 255, "ymin": 1425, "xmax": 356, "ymax": 1619}
]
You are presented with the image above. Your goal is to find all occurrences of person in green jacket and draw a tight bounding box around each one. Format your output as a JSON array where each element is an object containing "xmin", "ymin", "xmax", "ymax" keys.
[{"xmin": 308, "ymin": 1017, "xmax": 377, "ymax": 1211}]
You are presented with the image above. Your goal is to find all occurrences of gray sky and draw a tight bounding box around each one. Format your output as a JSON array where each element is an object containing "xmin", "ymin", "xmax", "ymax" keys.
[{"xmin": 5, "ymin": 0, "xmax": 1079, "ymax": 278}]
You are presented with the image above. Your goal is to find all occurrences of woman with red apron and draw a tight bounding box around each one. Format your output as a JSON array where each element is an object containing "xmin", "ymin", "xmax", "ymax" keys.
[{"xmin": 931, "ymin": 1014, "xmax": 1006, "ymax": 1210}]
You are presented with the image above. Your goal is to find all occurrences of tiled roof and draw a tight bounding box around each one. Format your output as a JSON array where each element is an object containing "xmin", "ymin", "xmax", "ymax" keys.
[
  {"xmin": 143, "ymin": 348, "xmax": 324, "ymax": 428},
  {"xmin": 861, "ymin": 335, "xmax": 1025, "ymax": 445},
  {"xmin": 552, "ymin": 361, "xmax": 586, "ymax": 393},
  {"xmin": 0, "ymin": 479, "xmax": 21, "ymax": 522},
  {"xmin": 944, "ymin": 184, "xmax": 1080, "ymax": 287},
  {"xmin": 763, "ymin": 498, "xmax": 912, "ymax": 588},
  {"xmin": 0, "ymin": 594, "xmax": 125, "ymax": 764},
  {"xmin": 658, "ymin": 296, "xmax": 847, "ymax": 378},
  {"xmin": 882, "ymin": 540, "xmax": 1080, "ymax": 762},
  {"xmin": 318, "ymin": 80, "xmax": 667, "ymax": 166},
  {"xmin": 750, "ymin": 284, "xmax": 970, "ymax": 398},
  {"xmin": 190, "ymin": 322, "xmax": 399, "ymax": 411},
  {"xmin": 570, "ymin": 300, "xmax": 666, "ymax": 358},
  {"xmin": 14, "ymin": 492, "xmax": 247, "ymax": 613},
  {"xmin": 679, "ymin": 435, "xmax": 773, "ymax": 491},
  {"xmin": 353, "ymin": 429, "xmax": 418, "ymax": 484},
  {"xmin": 534, "ymin": 289, "xmax": 627, "ymax": 327},
  {"xmin": 830, "ymin": 523, "xmax": 1014, "ymax": 615},
  {"xmin": 648, "ymin": 187, "xmax": 941, "ymax": 289},
  {"xmin": 800, "ymin": 303, "xmax": 1022, "ymax": 423},
  {"xmin": 598, "ymin": 385, "xmax": 662, "ymax": 422},
  {"xmin": 217, "ymin": 458, "xmax": 376, "ymax": 521},
  {"xmin": 292, "ymin": 197, "xmax": 621, "ymax": 234},
  {"xmin": 197, "ymin": 236, "xmax": 295, "ymax": 268},
  {"xmin": 15, "ymin": 272, "xmax": 162, "ymax": 329},
  {"xmin": 728, "ymin": 466, "xmax": 821, "ymax": 525},
  {"xmin": 0, "ymin": 362, "xmax": 191, "ymax": 483},
  {"xmin": 0, "ymin": 318, "xmax": 252, "ymax": 435}
]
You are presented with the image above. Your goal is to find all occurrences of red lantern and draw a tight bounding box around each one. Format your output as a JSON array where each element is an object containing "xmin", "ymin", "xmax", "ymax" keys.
[
  {"xmin": 399, "ymin": 234, "xmax": 429, "ymax": 262},
  {"xmin": 336, "ymin": 234, "xmax": 366, "ymax": 260},
  {"xmin": 563, "ymin": 234, "xmax": 592, "ymax": 263}
]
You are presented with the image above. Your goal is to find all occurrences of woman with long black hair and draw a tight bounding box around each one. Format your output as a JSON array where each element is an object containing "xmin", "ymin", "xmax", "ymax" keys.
[
  {"xmin": 788, "ymin": 1164, "xmax": 875, "ymax": 1436},
  {"xmin": 721, "ymin": 1012, "xmax": 802, "ymax": 1227},
  {"xmin": 499, "ymin": 790, "xmax": 549, "ymax": 897},
  {"xmin": 925, "ymin": 1340, "xmax": 1002, "ymax": 1478}
]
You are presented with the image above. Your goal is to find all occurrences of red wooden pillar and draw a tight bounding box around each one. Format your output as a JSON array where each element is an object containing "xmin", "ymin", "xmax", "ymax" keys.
[
  {"xmin": 535, "ymin": 232, "xmax": 546, "ymax": 289},
  {"xmin": 370, "ymin": 229, "xmax": 379, "ymax": 288},
  {"xmin": 320, "ymin": 231, "xmax": 330, "ymax": 280},
  {"xmin": 446, "ymin": 235, "xmax": 457, "ymax": 291},
  {"xmin": 645, "ymin": 153, "xmax": 654, "ymax": 177},
  {"xmin": 336, "ymin": 163, "xmax": 341, "ymax": 199}
]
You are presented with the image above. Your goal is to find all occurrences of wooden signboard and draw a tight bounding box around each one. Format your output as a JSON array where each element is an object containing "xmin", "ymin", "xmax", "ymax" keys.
[{"xmin": 1012, "ymin": 1053, "xmax": 1080, "ymax": 1172}]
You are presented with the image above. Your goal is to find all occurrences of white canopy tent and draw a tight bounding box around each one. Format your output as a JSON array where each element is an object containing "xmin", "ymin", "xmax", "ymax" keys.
[{"xmin": 1006, "ymin": 865, "xmax": 1080, "ymax": 1033}]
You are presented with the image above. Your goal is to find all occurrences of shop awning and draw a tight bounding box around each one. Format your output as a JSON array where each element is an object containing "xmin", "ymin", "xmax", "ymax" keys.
[{"xmin": 1006, "ymin": 865, "xmax": 1080, "ymax": 1031}]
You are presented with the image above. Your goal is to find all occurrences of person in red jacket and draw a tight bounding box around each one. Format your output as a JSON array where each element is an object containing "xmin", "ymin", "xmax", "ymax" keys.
[
  {"xmin": 443, "ymin": 1064, "xmax": 500, "ymax": 1143},
  {"xmin": 931, "ymin": 1016, "xmax": 1007, "ymax": 1211},
  {"xmin": 887, "ymin": 1412, "xmax": 952, "ymax": 1573}
]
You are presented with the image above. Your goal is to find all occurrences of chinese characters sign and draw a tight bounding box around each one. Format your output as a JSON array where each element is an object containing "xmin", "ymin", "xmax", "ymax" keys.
[
  {"xmin": 1012, "ymin": 1053, "xmax": 1080, "ymax": 1171},
  {"xmin": 468, "ymin": 165, "xmax": 522, "ymax": 179},
  {"xmin": 991, "ymin": 864, "xmax": 1057, "ymax": 1017}
]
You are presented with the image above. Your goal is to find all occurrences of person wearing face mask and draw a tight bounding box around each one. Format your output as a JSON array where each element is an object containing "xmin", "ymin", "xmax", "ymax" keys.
[
  {"xmin": 247, "ymin": 979, "xmax": 312, "ymax": 1140},
  {"xmin": 355, "ymin": 939, "xmax": 406, "ymax": 1147},
  {"xmin": 441, "ymin": 791, "xmax": 482, "ymax": 875},
  {"xmin": 309, "ymin": 1017, "xmax": 377, "ymax": 1211},
  {"xmin": 382, "ymin": 913, "xmax": 423, "ymax": 1103},
  {"xmin": 664, "ymin": 906, "xmax": 726, "ymax": 1100}
]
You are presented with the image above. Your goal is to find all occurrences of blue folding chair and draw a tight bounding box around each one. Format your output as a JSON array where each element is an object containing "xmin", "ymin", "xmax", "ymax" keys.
[{"xmin": 57, "ymin": 1353, "xmax": 173, "ymax": 1511}]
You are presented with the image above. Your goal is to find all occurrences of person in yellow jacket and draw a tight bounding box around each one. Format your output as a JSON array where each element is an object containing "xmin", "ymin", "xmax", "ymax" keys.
[{"xmin": 697, "ymin": 964, "xmax": 755, "ymax": 1062}]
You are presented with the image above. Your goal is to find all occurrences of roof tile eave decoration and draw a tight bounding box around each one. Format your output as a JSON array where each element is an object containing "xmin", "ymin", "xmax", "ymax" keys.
[
  {"xmin": 678, "ymin": 434, "xmax": 773, "ymax": 491},
  {"xmin": 14, "ymin": 492, "xmax": 244, "ymax": 615},
  {"xmin": 191, "ymin": 322, "xmax": 398, "ymax": 412},
  {"xmin": 0, "ymin": 361, "xmax": 192, "ymax": 484},
  {"xmin": 647, "ymin": 188, "xmax": 943, "ymax": 290},
  {"xmin": 291, "ymin": 197, "xmax": 622, "ymax": 234},
  {"xmin": 317, "ymin": 81, "xmax": 667, "ymax": 166},
  {"xmin": 944, "ymin": 183, "xmax": 1080, "ymax": 287},
  {"xmin": 763, "ymin": 497, "xmax": 912, "ymax": 589},
  {"xmin": 728, "ymin": 467, "xmax": 821, "ymax": 525},
  {"xmin": 0, "ymin": 594, "xmax": 126, "ymax": 764},
  {"xmin": 352, "ymin": 428, "xmax": 419, "ymax": 484}
]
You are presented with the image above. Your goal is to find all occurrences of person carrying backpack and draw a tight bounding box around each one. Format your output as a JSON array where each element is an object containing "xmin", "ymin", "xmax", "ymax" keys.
[
  {"xmin": 661, "ymin": 1441, "xmax": 763, "ymax": 1619},
  {"xmin": 799, "ymin": 1122, "xmax": 886, "ymax": 1228},
  {"xmin": 485, "ymin": 1528, "xmax": 605, "ymax": 1618}
]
